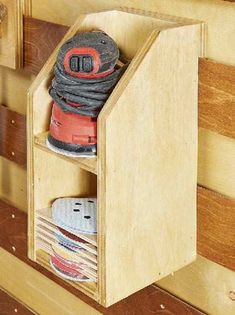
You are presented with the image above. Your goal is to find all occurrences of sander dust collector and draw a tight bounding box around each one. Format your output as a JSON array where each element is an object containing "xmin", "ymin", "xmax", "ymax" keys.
[{"xmin": 47, "ymin": 31, "xmax": 126, "ymax": 157}]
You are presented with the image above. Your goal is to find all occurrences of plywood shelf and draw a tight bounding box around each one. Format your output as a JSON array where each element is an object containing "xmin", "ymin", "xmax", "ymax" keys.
[
  {"xmin": 34, "ymin": 132, "xmax": 97, "ymax": 175},
  {"xmin": 28, "ymin": 8, "xmax": 203, "ymax": 307}
]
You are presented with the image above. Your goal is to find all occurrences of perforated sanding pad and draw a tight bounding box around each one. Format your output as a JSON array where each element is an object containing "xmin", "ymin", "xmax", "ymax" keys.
[{"xmin": 52, "ymin": 198, "xmax": 97, "ymax": 234}]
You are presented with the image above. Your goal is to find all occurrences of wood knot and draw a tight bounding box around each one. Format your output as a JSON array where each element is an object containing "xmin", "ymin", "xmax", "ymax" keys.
[
  {"xmin": 0, "ymin": 3, "xmax": 7, "ymax": 23},
  {"xmin": 228, "ymin": 291, "xmax": 235, "ymax": 301}
]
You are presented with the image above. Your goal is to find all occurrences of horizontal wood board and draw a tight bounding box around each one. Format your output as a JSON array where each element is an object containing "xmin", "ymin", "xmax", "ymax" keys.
[
  {"xmin": 0, "ymin": 200, "xmax": 205, "ymax": 314},
  {"xmin": 0, "ymin": 288, "xmax": 35, "ymax": 315},
  {"xmin": 199, "ymin": 58, "xmax": 235, "ymax": 139},
  {"xmin": 197, "ymin": 186, "xmax": 235, "ymax": 271},
  {"xmin": 0, "ymin": 105, "xmax": 27, "ymax": 167}
]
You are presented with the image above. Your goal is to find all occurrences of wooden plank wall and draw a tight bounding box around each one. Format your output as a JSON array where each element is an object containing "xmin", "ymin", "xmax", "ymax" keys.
[
  {"xmin": 0, "ymin": 105, "xmax": 26, "ymax": 167},
  {"xmin": 0, "ymin": 289, "xmax": 35, "ymax": 315}
]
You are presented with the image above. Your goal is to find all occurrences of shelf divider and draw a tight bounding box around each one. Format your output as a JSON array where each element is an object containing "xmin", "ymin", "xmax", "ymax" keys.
[{"xmin": 34, "ymin": 132, "xmax": 97, "ymax": 175}]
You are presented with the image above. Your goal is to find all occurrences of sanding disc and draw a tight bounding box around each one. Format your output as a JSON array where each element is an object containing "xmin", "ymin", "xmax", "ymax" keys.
[
  {"xmin": 56, "ymin": 227, "xmax": 88, "ymax": 250},
  {"xmin": 46, "ymin": 137, "xmax": 97, "ymax": 158},
  {"xmin": 52, "ymin": 244, "xmax": 97, "ymax": 270},
  {"xmin": 58, "ymin": 227, "xmax": 88, "ymax": 243},
  {"xmin": 50, "ymin": 255, "xmax": 92, "ymax": 282},
  {"xmin": 52, "ymin": 198, "xmax": 97, "ymax": 234}
]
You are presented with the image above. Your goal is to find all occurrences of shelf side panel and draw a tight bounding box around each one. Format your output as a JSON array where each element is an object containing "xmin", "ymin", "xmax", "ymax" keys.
[{"xmin": 100, "ymin": 24, "xmax": 201, "ymax": 306}]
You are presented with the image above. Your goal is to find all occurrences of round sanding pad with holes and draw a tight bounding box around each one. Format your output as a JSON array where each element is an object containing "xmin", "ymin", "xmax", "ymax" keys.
[{"xmin": 52, "ymin": 198, "xmax": 97, "ymax": 234}]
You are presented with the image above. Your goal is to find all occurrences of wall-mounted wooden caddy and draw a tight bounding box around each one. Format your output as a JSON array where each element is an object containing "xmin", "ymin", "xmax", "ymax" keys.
[{"xmin": 27, "ymin": 8, "xmax": 203, "ymax": 307}]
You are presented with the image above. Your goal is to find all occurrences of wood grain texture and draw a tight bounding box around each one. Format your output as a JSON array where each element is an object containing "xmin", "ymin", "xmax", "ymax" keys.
[
  {"xmin": 99, "ymin": 23, "xmax": 201, "ymax": 306},
  {"xmin": 0, "ymin": 157, "xmax": 27, "ymax": 212},
  {"xmin": 157, "ymin": 255, "xmax": 235, "ymax": 315},
  {"xmin": 27, "ymin": 10, "xmax": 202, "ymax": 306},
  {"xmin": 199, "ymin": 58, "xmax": 235, "ymax": 139},
  {"xmin": 35, "ymin": 132, "xmax": 97, "ymax": 174},
  {"xmin": 22, "ymin": 18, "xmax": 235, "ymax": 141},
  {"xmin": 0, "ymin": 105, "xmax": 26, "ymax": 167},
  {"xmin": 30, "ymin": 0, "xmax": 235, "ymax": 66},
  {"xmin": 198, "ymin": 129, "xmax": 235, "ymax": 199},
  {"xmin": 0, "ymin": 199, "xmax": 205, "ymax": 315},
  {"xmin": 197, "ymin": 186, "xmax": 235, "ymax": 271},
  {"xmin": 23, "ymin": 17, "xmax": 68, "ymax": 74},
  {"xmin": 0, "ymin": 0, "xmax": 23, "ymax": 69},
  {"xmin": 0, "ymin": 289, "xmax": 35, "ymax": 315},
  {"xmin": 0, "ymin": 67, "xmax": 33, "ymax": 115}
]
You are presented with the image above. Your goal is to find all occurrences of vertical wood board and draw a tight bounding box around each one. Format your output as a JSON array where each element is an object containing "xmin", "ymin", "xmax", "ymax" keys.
[{"xmin": 99, "ymin": 24, "xmax": 201, "ymax": 306}]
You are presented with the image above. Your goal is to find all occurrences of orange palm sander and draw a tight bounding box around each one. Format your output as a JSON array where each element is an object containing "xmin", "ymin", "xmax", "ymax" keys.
[{"xmin": 47, "ymin": 31, "xmax": 124, "ymax": 157}]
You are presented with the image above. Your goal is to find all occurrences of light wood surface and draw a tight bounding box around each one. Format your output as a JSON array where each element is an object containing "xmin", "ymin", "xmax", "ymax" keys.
[
  {"xmin": 0, "ymin": 157, "xmax": 27, "ymax": 211},
  {"xmin": 0, "ymin": 248, "xmax": 101, "ymax": 315},
  {"xmin": 0, "ymin": 0, "xmax": 23, "ymax": 69},
  {"xmin": 198, "ymin": 128, "xmax": 235, "ymax": 199},
  {"xmin": 0, "ymin": 200, "xmax": 206, "ymax": 315},
  {"xmin": 157, "ymin": 255, "xmax": 235, "ymax": 315},
  {"xmin": 31, "ymin": 0, "xmax": 235, "ymax": 66},
  {"xmin": 99, "ymin": 22, "xmax": 201, "ymax": 306},
  {"xmin": 0, "ymin": 67, "xmax": 33, "ymax": 115},
  {"xmin": 35, "ymin": 132, "xmax": 97, "ymax": 174},
  {"xmin": 27, "ymin": 9, "xmax": 202, "ymax": 306}
]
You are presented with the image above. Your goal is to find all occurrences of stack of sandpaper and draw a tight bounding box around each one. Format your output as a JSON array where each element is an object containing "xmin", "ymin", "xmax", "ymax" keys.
[{"xmin": 50, "ymin": 198, "xmax": 97, "ymax": 282}]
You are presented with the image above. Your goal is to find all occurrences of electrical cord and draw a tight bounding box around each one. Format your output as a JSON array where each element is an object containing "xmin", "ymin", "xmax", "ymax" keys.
[{"xmin": 49, "ymin": 57, "xmax": 127, "ymax": 118}]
